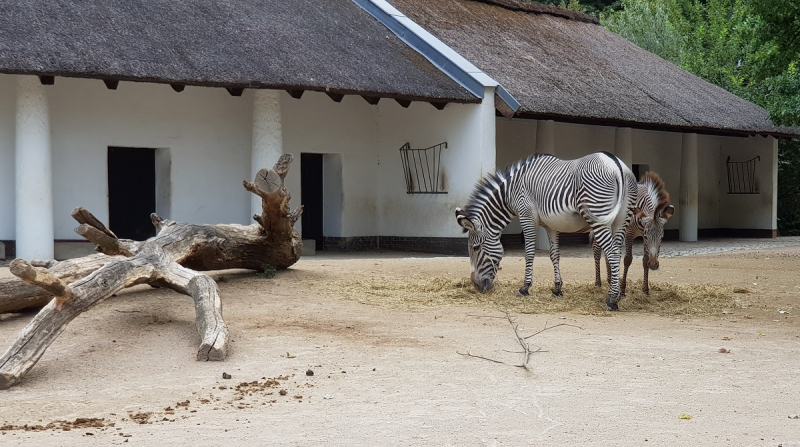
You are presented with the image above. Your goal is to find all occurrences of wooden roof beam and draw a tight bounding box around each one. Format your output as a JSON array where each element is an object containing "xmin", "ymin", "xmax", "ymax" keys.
[
  {"xmin": 429, "ymin": 102, "xmax": 446, "ymax": 110},
  {"xmin": 38, "ymin": 76, "xmax": 54, "ymax": 85},
  {"xmin": 362, "ymin": 96, "xmax": 380, "ymax": 105},
  {"xmin": 171, "ymin": 84, "xmax": 185, "ymax": 92},
  {"xmin": 326, "ymin": 92, "xmax": 344, "ymax": 103},
  {"xmin": 395, "ymin": 99, "xmax": 411, "ymax": 108},
  {"xmin": 103, "ymin": 79, "xmax": 119, "ymax": 90},
  {"xmin": 226, "ymin": 87, "xmax": 244, "ymax": 97}
]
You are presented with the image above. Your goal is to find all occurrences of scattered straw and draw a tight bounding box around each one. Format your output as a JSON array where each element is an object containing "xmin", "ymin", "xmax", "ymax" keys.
[{"xmin": 322, "ymin": 277, "xmax": 742, "ymax": 317}]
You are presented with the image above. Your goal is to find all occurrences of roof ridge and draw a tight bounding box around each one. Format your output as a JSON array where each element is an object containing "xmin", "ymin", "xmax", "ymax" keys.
[{"xmin": 469, "ymin": 0, "xmax": 600, "ymax": 24}]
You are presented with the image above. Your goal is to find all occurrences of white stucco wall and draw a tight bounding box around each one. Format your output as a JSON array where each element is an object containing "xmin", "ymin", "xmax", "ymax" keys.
[
  {"xmin": 717, "ymin": 135, "xmax": 777, "ymax": 230},
  {"xmin": 0, "ymin": 75, "xmax": 15, "ymax": 239},
  {"xmin": 33, "ymin": 76, "xmax": 253, "ymax": 239},
  {"xmin": 375, "ymin": 88, "xmax": 495, "ymax": 238},
  {"xmin": 281, "ymin": 91, "xmax": 379, "ymax": 238}
]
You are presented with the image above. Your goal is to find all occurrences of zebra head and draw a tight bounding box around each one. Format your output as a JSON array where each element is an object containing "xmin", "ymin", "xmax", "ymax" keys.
[
  {"xmin": 455, "ymin": 207, "xmax": 503, "ymax": 292},
  {"xmin": 636, "ymin": 204, "xmax": 675, "ymax": 270}
]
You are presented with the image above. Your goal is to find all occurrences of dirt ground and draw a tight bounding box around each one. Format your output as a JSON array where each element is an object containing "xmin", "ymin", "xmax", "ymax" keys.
[{"xmin": 1, "ymin": 245, "xmax": 799, "ymax": 446}]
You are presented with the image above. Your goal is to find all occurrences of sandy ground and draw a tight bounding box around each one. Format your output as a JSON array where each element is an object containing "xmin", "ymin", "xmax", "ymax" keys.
[{"xmin": 1, "ymin": 245, "xmax": 799, "ymax": 446}]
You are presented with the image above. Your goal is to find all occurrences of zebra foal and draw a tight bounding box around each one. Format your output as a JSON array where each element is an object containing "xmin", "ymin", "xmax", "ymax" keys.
[
  {"xmin": 455, "ymin": 152, "xmax": 638, "ymax": 311},
  {"xmin": 592, "ymin": 171, "xmax": 675, "ymax": 295}
]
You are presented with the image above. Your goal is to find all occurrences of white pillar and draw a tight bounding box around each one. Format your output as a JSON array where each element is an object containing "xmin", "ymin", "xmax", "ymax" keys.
[
  {"xmin": 770, "ymin": 136, "xmax": 778, "ymax": 232},
  {"xmin": 479, "ymin": 87, "xmax": 496, "ymax": 176},
  {"xmin": 15, "ymin": 76, "xmax": 54, "ymax": 260},
  {"xmin": 614, "ymin": 127, "xmax": 633, "ymax": 169},
  {"xmin": 679, "ymin": 133, "xmax": 698, "ymax": 242},
  {"xmin": 535, "ymin": 120, "xmax": 555, "ymax": 250},
  {"xmin": 251, "ymin": 89, "xmax": 283, "ymax": 216},
  {"xmin": 535, "ymin": 119, "xmax": 555, "ymax": 156}
]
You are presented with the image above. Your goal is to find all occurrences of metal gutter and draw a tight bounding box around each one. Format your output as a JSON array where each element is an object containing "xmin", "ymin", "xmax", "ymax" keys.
[{"xmin": 352, "ymin": 0, "xmax": 521, "ymax": 117}]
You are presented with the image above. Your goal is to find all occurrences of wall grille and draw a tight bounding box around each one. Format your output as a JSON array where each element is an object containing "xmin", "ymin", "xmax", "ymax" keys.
[
  {"xmin": 726, "ymin": 155, "xmax": 760, "ymax": 194},
  {"xmin": 399, "ymin": 142, "xmax": 447, "ymax": 194}
]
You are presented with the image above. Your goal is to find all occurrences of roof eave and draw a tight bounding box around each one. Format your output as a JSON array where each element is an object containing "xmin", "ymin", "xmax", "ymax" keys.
[{"xmin": 512, "ymin": 111, "xmax": 800, "ymax": 139}]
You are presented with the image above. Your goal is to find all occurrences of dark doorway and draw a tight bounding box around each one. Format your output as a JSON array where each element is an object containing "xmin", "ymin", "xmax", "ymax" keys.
[
  {"xmin": 301, "ymin": 153, "xmax": 324, "ymax": 250},
  {"xmin": 108, "ymin": 147, "xmax": 156, "ymax": 240}
]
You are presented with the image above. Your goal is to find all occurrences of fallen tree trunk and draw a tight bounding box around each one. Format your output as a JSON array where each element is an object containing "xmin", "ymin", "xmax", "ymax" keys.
[
  {"xmin": 0, "ymin": 255, "xmax": 122, "ymax": 313},
  {"xmin": 0, "ymin": 154, "xmax": 302, "ymax": 389}
]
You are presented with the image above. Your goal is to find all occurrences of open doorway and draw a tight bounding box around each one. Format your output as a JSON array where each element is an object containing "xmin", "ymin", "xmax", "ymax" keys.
[
  {"xmin": 301, "ymin": 153, "xmax": 324, "ymax": 250},
  {"xmin": 301, "ymin": 153, "xmax": 342, "ymax": 251},
  {"xmin": 108, "ymin": 147, "xmax": 156, "ymax": 240}
]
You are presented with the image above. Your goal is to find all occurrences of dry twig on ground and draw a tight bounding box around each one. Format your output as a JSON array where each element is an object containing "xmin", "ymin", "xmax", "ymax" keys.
[{"xmin": 459, "ymin": 311, "xmax": 582, "ymax": 371}]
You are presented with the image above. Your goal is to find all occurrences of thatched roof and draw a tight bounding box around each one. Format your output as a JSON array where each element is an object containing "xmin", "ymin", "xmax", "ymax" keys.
[
  {"xmin": 0, "ymin": 0, "xmax": 478, "ymax": 103},
  {"xmin": 390, "ymin": 0, "xmax": 800, "ymax": 137}
]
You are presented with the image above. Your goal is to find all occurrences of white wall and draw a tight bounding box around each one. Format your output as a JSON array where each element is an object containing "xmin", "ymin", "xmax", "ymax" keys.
[
  {"xmin": 718, "ymin": 135, "xmax": 777, "ymax": 229},
  {"xmin": 45, "ymin": 77, "xmax": 252, "ymax": 239},
  {"xmin": 0, "ymin": 75, "xmax": 15, "ymax": 239},
  {"xmin": 281, "ymin": 91, "xmax": 379, "ymax": 237},
  {"xmin": 375, "ymin": 88, "xmax": 495, "ymax": 238}
]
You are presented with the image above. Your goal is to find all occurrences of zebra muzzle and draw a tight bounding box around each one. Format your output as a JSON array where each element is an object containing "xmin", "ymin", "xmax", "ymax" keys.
[{"xmin": 473, "ymin": 277, "xmax": 494, "ymax": 292}]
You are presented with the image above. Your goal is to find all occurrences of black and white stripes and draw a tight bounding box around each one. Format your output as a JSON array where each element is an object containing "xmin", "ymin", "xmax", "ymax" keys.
[{"xmin": 455, "ymin": 152, "xmax": 638, "ymax": 310}]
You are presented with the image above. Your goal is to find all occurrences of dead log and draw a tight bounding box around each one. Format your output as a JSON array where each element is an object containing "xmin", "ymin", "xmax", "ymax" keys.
[
  {"xmin": 0, "ymin": 254, "xmax": 122, "ymax": 313},
  {"xmin": 0, "ymin": 154, "xmax": 302, "ymax": 389}
]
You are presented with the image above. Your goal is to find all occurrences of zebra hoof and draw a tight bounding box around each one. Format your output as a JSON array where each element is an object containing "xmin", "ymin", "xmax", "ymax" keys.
[
  {"xmin": 605, "ymin": 302, "xmax": 619, "ymax": 312},
  {"xmin": 517, "ymin": 286, "xmax": 530, "ymax": 297},
  {"xmin": 552, "ymin": 289, "xmax": 563, "ymax": 297}
]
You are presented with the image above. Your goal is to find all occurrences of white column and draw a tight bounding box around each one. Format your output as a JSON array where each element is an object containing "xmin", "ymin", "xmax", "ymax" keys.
[
  {"xmin": 770, "ymin": 136, "xmax": 778, "ymax": 232},
  {"xmin": 535, "ymin": 120, "xmax": 555, "ymax": 250},
  {"xmin": 479, "ymin": 86, "xmax": 496, "ymax": 177},
  {"xmin": 15, "ymin": 76, "xmax": 54, "ymax": 260},
  {"xmin": 251, "ymin": 89, "xmax": 283, "ymax": 216},
  {"xmin": 679, "ymin": 133, "xmax": 698, "ymax": 242},
  {"xmin": 535, "ymin": 119, "xmax": 555, "ymax": 156},
  {"xmin": 614, "ymin": 127, "xmax": 633, "ymax": 169}
]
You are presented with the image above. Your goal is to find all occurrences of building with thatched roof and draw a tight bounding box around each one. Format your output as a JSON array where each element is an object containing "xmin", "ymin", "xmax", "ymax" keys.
[
  {"xmin": 1, "ymin": 0, "xmax": 798, "ymax": 260},
  {"xmin": 1, "ymin": 0, "xmax": 490, "ymax": 259},
  {"xmin": 385, "ymin": 0, "xmax": 800, "ymax": 248}
]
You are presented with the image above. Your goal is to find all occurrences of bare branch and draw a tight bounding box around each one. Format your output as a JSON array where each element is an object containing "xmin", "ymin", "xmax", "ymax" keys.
[
  {"xmin": 461, "ymin": 312, "xmax": 582, "ymax": 371},
  {"xmin": 523, "ymin": 323, "xmax": 584, "ymax": 340},
  {"xmin": 71, "ymin": 207, "xmax": 117, "ymax": 239},
  {"xmin": 9, "ymin": 259, "xmax": 73, "ymax": 310},
  {"xmin": 287, "ymin": 205, "xmax": 304, "ymax": 224}
]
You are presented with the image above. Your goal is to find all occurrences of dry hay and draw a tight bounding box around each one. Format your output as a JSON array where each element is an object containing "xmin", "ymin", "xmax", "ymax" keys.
[{"xmin": 324, "ymin": 276, "xmax": 742, "ymax": 317}]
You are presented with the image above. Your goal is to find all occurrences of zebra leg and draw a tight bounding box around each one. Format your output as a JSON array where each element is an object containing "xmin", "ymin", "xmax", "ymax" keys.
[
  {"xmin": 642, "ymin": 244, "xmax": 651, "ymax": 295},
  {"xmin": 546, "ymin": 228, "xmax": 563, "ymax": 296},
  {"xmin": 620, "ymin": 230, "xmax": 634, "ymax": 296},
  {"xmin": 593, "ymin": 226, "xmax": 622, "ymax": 310},
  {"xmin": 518, "ymin": 214, "xmax": 538, "ymax": 296},
  {"xmin": 591, "ymin": 235, "xmax": 602, "ymax": 287}
]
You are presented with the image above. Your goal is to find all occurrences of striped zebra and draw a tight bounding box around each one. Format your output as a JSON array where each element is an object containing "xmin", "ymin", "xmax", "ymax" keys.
[
  {"xmin": 592, "ymin": 171, "xmax": 675, "ymax": 295},
  {"xmin": 455, "ymin": 151, "xmax": 638, "ymax": 311}
]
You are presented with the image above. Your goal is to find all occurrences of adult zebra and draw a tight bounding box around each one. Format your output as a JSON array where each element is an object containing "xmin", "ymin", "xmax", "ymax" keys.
[
  {"xmin": 592, "ymin": 171, "xmax": 675, "ymax": 295},
  {"xmin": 455, "ymin": 151, "xmax": 638, "ymax": 311}
]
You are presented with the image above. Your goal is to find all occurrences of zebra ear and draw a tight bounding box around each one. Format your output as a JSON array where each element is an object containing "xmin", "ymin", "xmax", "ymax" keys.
[
  {"xmin": 455, "ymin": 208, "xmax": 476, "ymax": 233},
  {"xmin": 662, "ymin": 205, "xmax": 675, "ymax": 219}
]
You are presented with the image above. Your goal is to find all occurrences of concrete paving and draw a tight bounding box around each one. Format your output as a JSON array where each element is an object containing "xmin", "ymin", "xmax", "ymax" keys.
[{"xmin": 552, "ymin": 235, "xmax": 800, "ymax": 259}]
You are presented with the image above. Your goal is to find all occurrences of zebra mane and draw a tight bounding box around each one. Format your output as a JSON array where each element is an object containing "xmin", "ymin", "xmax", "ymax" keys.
[
  {"xmin": 464, "ymin": 154, "xmax": 554, "ymax": 217},
  {"xmin": 640, "ymin": 171, "xmax": 670, "ymax": 214}
]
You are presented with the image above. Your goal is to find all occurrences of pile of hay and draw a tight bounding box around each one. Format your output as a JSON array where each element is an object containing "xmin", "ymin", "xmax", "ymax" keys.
[{"xmin": 324, "ymin": 276, "xmax": 742, "ymax": 317}]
